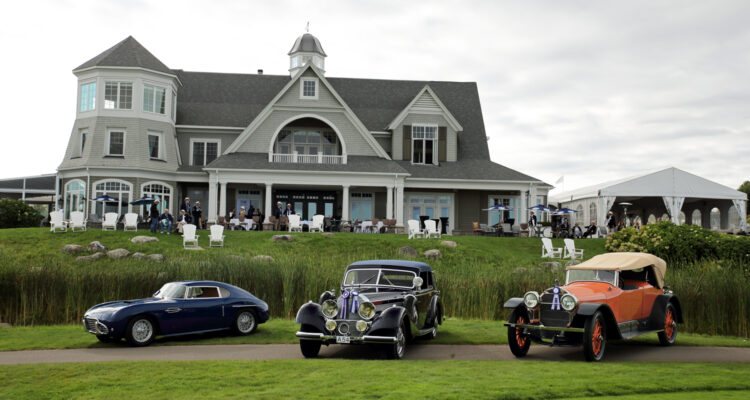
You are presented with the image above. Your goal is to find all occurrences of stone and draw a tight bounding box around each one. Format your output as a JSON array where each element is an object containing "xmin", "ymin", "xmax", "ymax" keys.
[
  {"xmin": 513, "ymin": 267, "xmax": 528, "ymax": 274},
  {"xmin": 131, "ymin": 236, "xmax": 159, "ymax": 244},
  {"xmin": 87, "ymin": 241, "xmax": 107, "ymax": 252},
  {"xmin": 251, "ymin": 255, "xmax": 274, "ymax": 263},
  {"xmin": 131, "ymin": 252, "xmax": 147, "ymax": 260},
  {"xmin": 0, "ymin": 322, "xmax": 10, "ymax": 328},
  {"xmin": 440, "ymin": 240, "xmax": 457, "ymax": 248},
  {"xmin": 147, "ymin": 254, "xmax": 165, "ymax": 263},
  {"xmin": 565, "ymin": 260, "xmax": 582, "ymax": 267},
  {"xmin": 107, "ymin": 248, "xmax": 130, "ymax": 260},
  {"xmin": 61, "ymin": 244, "xmax": 83, "ymax": 255},
  {"xmin": 322, "ymin": 232, "xmax": 335, "ymax": 237},
  {"xmin": 540, "ymin": 261, "xmax": 563, "ymax": 271},
  {"xmin": 530, "ymin": 267, "xmax": 544, "ymax": 274},
  {"xmin": 76, "ymin": 252, "xmax": 105, "ymax": 262},
  {"xmin": 398, "ymin": 246, "xmax": 418, "ymax": 257},
  {"xmin": 272, "ymin": 235, "xmax": 294, "ymax": 242},
  {"xmin": 423, "ymin": 249, "xmax": 442, "ymax": 259}
]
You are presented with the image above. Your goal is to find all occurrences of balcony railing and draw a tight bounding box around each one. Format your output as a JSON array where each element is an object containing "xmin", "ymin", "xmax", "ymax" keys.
[{"xmin": 270, "ymin": 152, "xmax": 346, "ymax": 165}]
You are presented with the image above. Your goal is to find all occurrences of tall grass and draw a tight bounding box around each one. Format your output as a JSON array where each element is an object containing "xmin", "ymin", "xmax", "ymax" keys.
[{"xmin": 0, "ymin": 228, "xmax": 747, "ymax": 337}]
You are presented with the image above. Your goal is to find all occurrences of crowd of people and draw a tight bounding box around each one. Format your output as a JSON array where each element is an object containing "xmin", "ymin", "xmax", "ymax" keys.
[{"xmin": 148, "ymin": 197, "xmax": 204, "ymax": 235}]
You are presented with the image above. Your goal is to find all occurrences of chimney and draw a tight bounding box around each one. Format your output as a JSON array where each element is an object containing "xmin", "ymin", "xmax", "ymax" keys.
[{"xmin": 257, "ymin": 69, "xmax": 263, "ymax": 75}]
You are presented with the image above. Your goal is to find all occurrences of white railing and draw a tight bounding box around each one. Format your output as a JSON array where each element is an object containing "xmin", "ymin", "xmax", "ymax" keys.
[{"xmin": 270, "ymin": 152, "xmax": 345, "ymax": 165}]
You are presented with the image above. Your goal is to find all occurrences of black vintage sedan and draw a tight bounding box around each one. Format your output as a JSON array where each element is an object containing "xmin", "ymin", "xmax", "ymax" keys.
[
  {"xmin": 83, "ymin": 281, "xmax": 270, "ymax": 346},
  {"xmin": 295, "ymin": 260, "xmax": 443, "ymax": 359}
]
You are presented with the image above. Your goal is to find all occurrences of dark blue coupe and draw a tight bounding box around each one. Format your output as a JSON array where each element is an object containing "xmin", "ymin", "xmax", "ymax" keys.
[{"xmin": 83, "ymin": 280, "xmax": 270, "ymax": 346}]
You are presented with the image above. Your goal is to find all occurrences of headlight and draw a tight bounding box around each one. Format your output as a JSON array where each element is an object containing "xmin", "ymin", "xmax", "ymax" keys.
[
  {"xmin": 356, "ymin": 320, "xmax": 368, "ymax": 332},
  {"xmin": 358, "ymin": 301, "xmax": 376, "ymax": 320},
  {"xmin": 561, "ymin": 294, "xmax": 578, "ymax": 311},
  {"xmin": 322, "ymin": 300, "xmax": 338, "ymax": 319},
  {"xmin": 325, "ymin": 319, "xmax": 337, "ymax": 331},
  {"xmin": 523, "ymin": 291, "xmax": 539, "ymax": 308}
]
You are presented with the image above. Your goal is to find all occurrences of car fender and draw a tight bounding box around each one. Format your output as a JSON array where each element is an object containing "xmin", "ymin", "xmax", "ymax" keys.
[
  {"xmin": 572, "ymin": 303, "xmax": 622, "ymax": 340},
  {"xmin": 424, "ymin": 295, "xmax": 441, "ymax": 326},
  {"xmin": 370, "ymin": 306, "xmax": 407, "ymax": 335},
  {"xmin": 503, "ymin": 298, "xmax": 524, "ymax": 309},
  {"xmin": 318, "ymin": 290, "xmax": 336, "ymax": 305},
  {"xmin": 295, "ymin": 301, "xmax": 326, "ymax": 333},
  {"xmin": 648, "ymin": 294, "xmax": 684, "ymax": 330}
]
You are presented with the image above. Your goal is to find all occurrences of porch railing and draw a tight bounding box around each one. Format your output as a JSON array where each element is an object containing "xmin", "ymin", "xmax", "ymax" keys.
[{"xmin": 270, "ymin": 152, "xmax": 346, "ymax": 164}]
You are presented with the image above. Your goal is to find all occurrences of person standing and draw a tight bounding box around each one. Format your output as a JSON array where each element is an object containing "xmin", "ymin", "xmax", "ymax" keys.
[
  {"xmin": 273, "ymin": 201, "xmax": 282, "ymax": 230},
  {"xmin": 149, "ymin": 199, "xmax": 160, "ymax": 233},
  {"xmin": 528, "ymin": 211, "xmax": 537, "ymax": 236},
  {"xmin": 192, "ymin": 201, "xmax": 202, "ymax": 229},
  {"xmin": 180, "ymin": 197, "xmax": 191, "ymax": 215},
  {"xmin": 606, "ymin": 211, "xmax": 616, "ymax": 233}
]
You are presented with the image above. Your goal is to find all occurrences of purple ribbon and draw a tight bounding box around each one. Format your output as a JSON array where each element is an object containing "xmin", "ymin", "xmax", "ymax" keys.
[
  {"xmin": 350, "ymin": 291, "xmax": 359, "ymax": 314},
  {"xmin": 551, "ymin": 284, "xmax": 561, "ymax": 311},
  {"xmin": 340, "ymin": 290, "xmax": 350, "ymax": 319}
]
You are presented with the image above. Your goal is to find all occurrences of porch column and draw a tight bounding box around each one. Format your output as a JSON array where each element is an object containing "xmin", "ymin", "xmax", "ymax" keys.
[
  {"xmin": 208, "ymin": 176, "xmax": 218, "ymax": 224},
  {"xmin": 395, "ymin": 183, "xmax": 404, "ymax": 226},
  {"xmin": 529, "ymin": 185, "xmax": 538, "ymax": 222},
  {"xmin": 520, "ymin": 190, "xmax": 528, "ymax": 224},
  {"xmin": 386, "ymin": 186, "xmax": 394, "ymax": 219},
  {"xmin": 264, "ymin": 184, "xmax": 272, "ymax": 223},
  {"xmin": 342, "ymin": 185, "xmax": 350, "ymax": 221},
  {"xmin": 219, "ymin": 182, "xmax": 227, "ymax": 218}
]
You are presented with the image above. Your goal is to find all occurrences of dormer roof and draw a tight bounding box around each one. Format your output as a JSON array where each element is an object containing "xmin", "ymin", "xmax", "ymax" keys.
[
  {"xmin": 73, "ymin": 36, "xmax": 173, "ymax": 75},
  {"xmin": 288, "ymin": 33, "xmax": 327, "ymax": 56}
]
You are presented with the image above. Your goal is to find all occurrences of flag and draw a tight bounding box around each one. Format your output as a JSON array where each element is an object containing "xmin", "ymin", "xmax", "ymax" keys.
[{"xmin": 555, "ymin": 176, "xmax": 564, "ymax": 185}]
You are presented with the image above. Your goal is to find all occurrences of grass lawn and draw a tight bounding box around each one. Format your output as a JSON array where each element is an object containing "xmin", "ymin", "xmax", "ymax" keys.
[
  {"xmin": 0, "ymin": 359, "xmax": 748, "ymax": 399},
  {"xmin": 1, "ymin": 318, "xmax": 747, "ymax": 351}
]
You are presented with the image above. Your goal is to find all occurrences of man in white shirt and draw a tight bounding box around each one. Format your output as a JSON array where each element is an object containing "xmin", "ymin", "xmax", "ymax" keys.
[{"xmin": 177, "ymin": 209, "xmax": 192, "ymax": 234}]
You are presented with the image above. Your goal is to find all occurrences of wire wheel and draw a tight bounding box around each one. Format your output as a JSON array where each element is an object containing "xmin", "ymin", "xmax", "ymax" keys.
[
  {"xmin": 234, "ymin": 310, "xmax": 257, "ymax": 335},
  {"xmin": 126, "ymin": 317, "xmax": 155, "ymax": 347}
]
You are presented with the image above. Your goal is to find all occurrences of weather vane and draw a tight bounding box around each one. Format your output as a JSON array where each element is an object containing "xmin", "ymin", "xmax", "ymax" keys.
[{"xmin": 306, "ymin": 21, "xmax": 310, "ymax": 33}]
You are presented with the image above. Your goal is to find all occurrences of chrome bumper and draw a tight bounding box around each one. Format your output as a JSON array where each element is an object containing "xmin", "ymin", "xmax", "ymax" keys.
[
  {"xmin": 296, "ymin": 331, "xmax": 398, "ymax": 344},
  {"xmin": 504, "ymin": 322, "xmax": 584, "ymax": 333},
  {"xmin": 83, "ymin": 317, "xmax": 110, "ymax": 335}
]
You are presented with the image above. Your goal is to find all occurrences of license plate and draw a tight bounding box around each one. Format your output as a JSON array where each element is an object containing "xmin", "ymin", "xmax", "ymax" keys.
[{"xmin": 336, "ymin": 336, "xmax": 350, "ymax": 344}]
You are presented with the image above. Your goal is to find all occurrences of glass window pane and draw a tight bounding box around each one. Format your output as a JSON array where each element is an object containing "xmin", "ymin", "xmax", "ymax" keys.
[
  {"xmin": 193, "ymin": 142, "xmax": 205, "ymax": 165},
  {"xmin": 308, "ymin": 202, "xmax": 316, "ymax": 218},
  {"xmin": 308, "ymin": 146, "xmax": 318, "ymax": 155},
  {"xmin": 156, "ymin": 87, "xmax": 166, "ymax": 114},
  {"xmin": 307, "ymin": 132, "xmax": 320, "ymax": 143},
  {"xmin": 120, "ymin": 83, "xmax": 132, "ymax": 109},
  {"xmin": 413, "ymin": 139, "xmax": 424, "ymax": 163},
  {"xmin": 143, "ymin": 85, "xmax": 154, "ymax": 112},
  {"xmin": 109, "ymin": 132, "xmax": 124, "ymax": 155},
  {"xmin": 104, "ymin": 82, "xmax": 117, "ymax": 109},
  {"xmin": 425, "ymin": 140, "xmax": 434, "ymax": 164},
  {"xmin": 441, "ymin": 207, "xmax": 449, "ymax": 218},
  {"xmin": 294, "ymin": 131, "xmax": 307, "ymax": 144},
  {"xmin": 425, "ymin": 207, "xmax": 434, "ymax": 218},
  {"xmin": 148, "ymin": 135, "xmax": 159, "ymax": 158},
  {"xmin": 206, "ymin": 142, "xmax": 218, "ymax": 164},
  {"xmin": 351, "ymin": 202, "xmax": 360, "ymax": 220},
  {"xmin": 412, "ymin": 206, "xmax": 420, "ymax": 221},
  {"xmin": 325, "ymin": 202, "xmax": 333, "ymax": 217}
]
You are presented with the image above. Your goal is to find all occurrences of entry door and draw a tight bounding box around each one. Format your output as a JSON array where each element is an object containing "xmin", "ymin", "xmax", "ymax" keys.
[{"xmin": 236, "ymin": 190, "xmax": 261, "ymax": 215}]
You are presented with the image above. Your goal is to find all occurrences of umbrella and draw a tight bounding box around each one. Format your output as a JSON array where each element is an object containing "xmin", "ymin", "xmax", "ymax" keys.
[
  {"xmin": 528, "ymin": 204, "xmax": 552, "ymax": 213},
  {"xmin": 130, "ymin": 196, "xmax": 156, "ymax": 206},
  {"xmin": 552, "ymin": 207, "xmax": 578, "ymax": 215},
  {"xmin": 92, "ymin": 194, "xmax": 119, "ymax": 203},
  {"xmin": 483, "ymin": 204, "xmax": 513, "ymax": 211}
]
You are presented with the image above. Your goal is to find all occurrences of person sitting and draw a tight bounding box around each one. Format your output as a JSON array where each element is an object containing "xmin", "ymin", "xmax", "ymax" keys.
[
  {"xmin": 227, "ymin": 208, "xmax": 236, "ymax": 220},
  {"xmin": 582, "ymin": 221, "xmax": 598, "ymax": 238},
  {"xmin": 159, "ymin": 209, "xmax": 174, "ymax": 234},
  {"xmin": 283, "ymin": 203, "xmax": 295, "ymax": 216},
  {"xmin": 616, "ymin": 220, "xmax": 625, "ymax": 232},
  {"xmin": 176, "ymin": 209, "xmax": 192, "ymax": 234},
  {"xmin": 572, "ymin": 223, "xmax": 583, "ymax": 238},
  {"xmin": 634, "ymin": 221, "xmax": 641, "ymax": 230}
]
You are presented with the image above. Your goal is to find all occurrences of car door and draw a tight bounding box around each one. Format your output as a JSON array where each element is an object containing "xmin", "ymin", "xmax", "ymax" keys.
[
  {"xmin": 181, "ymin": 286, "xmax": 226, "ymax": 332},
  {"xmin": 414, "ymin": 271, "xmax": 433, "ymax": 329}
]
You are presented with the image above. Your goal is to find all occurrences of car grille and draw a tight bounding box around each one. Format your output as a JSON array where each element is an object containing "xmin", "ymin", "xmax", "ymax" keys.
[
  {"xmin": 540, "ymin": 293, "xmax": 570, "ymax": 327},
  {"xmin": 84, "ymin": 318, "xmax": 98, "ymax": 333}
]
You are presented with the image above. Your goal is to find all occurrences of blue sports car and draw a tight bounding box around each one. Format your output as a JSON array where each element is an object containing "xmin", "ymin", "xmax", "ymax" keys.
[{"xmin": 83, "ymin": 280, "xmax": 270, "ymax": 346}]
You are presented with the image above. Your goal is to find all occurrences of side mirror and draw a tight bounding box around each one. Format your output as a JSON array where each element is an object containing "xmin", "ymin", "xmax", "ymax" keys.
[{"xmin": 413, "ymin": 276, "xmax": 424, "ymax": 289}]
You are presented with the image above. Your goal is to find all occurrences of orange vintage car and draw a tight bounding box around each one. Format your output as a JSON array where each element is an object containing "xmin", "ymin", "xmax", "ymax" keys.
[{"xmin": 504, "ymin": 252, "xmax": 683, "ymax": 361}]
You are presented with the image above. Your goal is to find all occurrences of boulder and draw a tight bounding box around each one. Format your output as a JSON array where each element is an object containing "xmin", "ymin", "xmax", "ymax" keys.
[
  {"xmin": 513, "ymin": 267, "xmax": 528, "ymax": 274},
  {"xmin": 565, "ymin": 260, "xmax": 582, "ymax": 267},
  {"xmin": 131, "ymin": 252, "xmax": 147, "ymax": 260},
  {"xmin": 272, "ymin": 235, "xmax": 294, "ymax": 242},
  {"xmin": 540, "ymin": 261, "xmax": 563, "ymax": 271},
  {"xmin": 322, "ymin": 232, "xmax": 335, "ymax": 237},
  {"xmin": 76, "ymin": 252, "xmax": 105, "ymax": 262},
  {"xmin": 87, "ymin": 241, "xmax": 107, "ymax": 252},
  {"xmin": 147, "ymin": 254, "xmax": 165, "ymax": 263},
  {"xmin": 398, "ymin": 246, "xmax": 418, "ymax": 257},
  {"xmin": 107, "ymin": 248, "xmax": 130, "ymax": 260},
  {"xmin": 423, "ymin": 249, "xmax": 442, "ymax": 259},
  {"xmin": 529, "ymin": 267, "xmax": 544, "ymax": 274},
  {"xmin": 61, "ymin": 244, "xmax": 83, "ymax": 255},
  {"xmin": 131, "ymin": 236, "xmax": 159, "ymax": 244},
  {"xmin": 252, "ymin": 255, "xmax": 274, "ymax": 263},
  {"xmin": 440, "ymin": 240, "xmax": 457, "ymax": 248}
]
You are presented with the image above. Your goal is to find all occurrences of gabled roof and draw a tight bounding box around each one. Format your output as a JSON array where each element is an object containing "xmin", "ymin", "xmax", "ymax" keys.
[
  {"xmin": 74, "ymin": 36, "xmax": 173, "ymax": 76},
  {"xmin": 386, "ymin": 85, "xmax": 463, "ymax": 132}
]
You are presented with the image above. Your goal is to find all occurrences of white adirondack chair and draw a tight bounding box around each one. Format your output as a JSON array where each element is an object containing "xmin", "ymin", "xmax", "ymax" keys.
[
  {"xmin": 309, "ymin": 214, "xmax": 324, "ymax": 232},
  {"xmin": 374, "ymin": 220, "xmax": 384, "ymax": 234},
  {"xmin": 183, "ymin": 224, "xmax": 199, "ymax": 248},
  {"xmin": 209, "ymin": 225, "xmax": 225, "ymax": 247},
  {"xmin": 424, "ymin": 219, "xmax": 441, "ymax": 238},
  {"xmin": 541, "ymin": 238, "xmax": 563, "ymax": 258},
  {"xmin": 360, "ymin": 220, "xmax": 373, "ymax": 233},
  {"xmin": 407, "ymin": 219, "xmax": 424, "ymax": 239},
  {"xmin": 123, "ymin": 213, "xmax": 139, "ymax": 231},
  {"xmin": 563, "ymin": 238, "xmax": 584, "ymax": 260},
  {"xmin": 50, "ymin": 210, "xmax": 67, "ymax": 233},
  {"xmin": 288, "ymin": 214, "xmax": 302, "ymax": 232},
  {"xmin": 102, "ymin": 213, "xmax": 118, "ymax": 231},
  {"xmin": 69, "ymin": 211, "xmax": 86, "ymax": 232}
]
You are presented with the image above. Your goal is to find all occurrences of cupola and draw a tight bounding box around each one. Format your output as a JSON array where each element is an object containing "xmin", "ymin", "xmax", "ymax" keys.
[{"xmin": 288, "ymin": 32, "xmax": 326, "ymax": 77}]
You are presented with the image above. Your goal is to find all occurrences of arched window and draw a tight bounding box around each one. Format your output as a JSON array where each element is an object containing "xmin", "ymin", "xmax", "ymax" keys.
[
  {"xmin": 141, "ymin": 182, "xmax": 172, "ymax": 215},
  {"xmin": 648, "ymin": 214, "xmax": 656, "ymax": 224},
  {"xmin": 678, "ymin": 211, "xmax": 686, "ymax": 225},
  {"xmin": 93, "ymin": 180, "xmax": 131, "ymax": 217},
  {"xmin": 589, "ymin": 202, "xmax": 597, "ymax": 225},
  {"xmin": 728, "ymin": 206, "xmax": 740, "ymax": 229},
  {"xmin": 692, "ymin": 210, "xmax": 702, "ymax": 226},
  {"xmin": 661, "ymin": 213, "xmax": 670, "ymax": 222},
  {"xmin": 270, "ymin": 117, "xmax": 344, "ymax": 164},
  {"xmin": 575, "ymin": 204, "xmax": 584, "ymax": 225},
  {"xmin": 64, "ymin": 180, "xmax": 86, "ymax": 219},
  {"xmin": 710, "ymin": 207, "xmax": 720, "ymax": 229}
]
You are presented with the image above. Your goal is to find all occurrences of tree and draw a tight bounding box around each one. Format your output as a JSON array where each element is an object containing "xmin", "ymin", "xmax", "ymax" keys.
[
  {"xmin": 739, "ymin": 181, "xmax": 750, "ymax": 216},
  {"xmin": 0, "ymin": 199, "xmax": 43, "ymax": 229}
]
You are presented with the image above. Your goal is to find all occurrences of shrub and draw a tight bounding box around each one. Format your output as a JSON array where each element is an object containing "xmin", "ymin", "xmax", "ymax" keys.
[{"xmin": 0, "ymin": 199, "xmax": 44, "ymax": 229}]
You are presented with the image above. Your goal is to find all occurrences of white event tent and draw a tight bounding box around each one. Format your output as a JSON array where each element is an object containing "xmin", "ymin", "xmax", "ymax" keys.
[{"xmin": 550, "ymin": 167, "xmax": 747, "ymax": 232}]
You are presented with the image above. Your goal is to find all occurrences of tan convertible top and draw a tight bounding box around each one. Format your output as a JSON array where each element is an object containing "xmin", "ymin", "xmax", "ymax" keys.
[{"xmin": 567, "ymin": 252, "xmax": 667, "ymax": 288}]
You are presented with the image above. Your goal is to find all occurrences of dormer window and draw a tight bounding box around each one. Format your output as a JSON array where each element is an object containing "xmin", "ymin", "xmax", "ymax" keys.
[
  {"xmin": 143, "ymin": 84, "xmax": 166, "ymax": 114},
  {"xmin": 412, "ymin": 125, "xmax": 437, "ymax": 165},
  {"xmin": 104, "ymin": 81, "xmax": 132, "ymax": 109},
  {"xmin": 300, "ymin": 78, "xmax": 318, "ymax": 99}
]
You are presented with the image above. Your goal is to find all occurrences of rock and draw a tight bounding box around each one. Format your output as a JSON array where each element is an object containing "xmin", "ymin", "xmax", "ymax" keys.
[
  {"xmin": 540, "ymin": 261, "xmax": 563, "ymax": 271},
  {"xmin": 529, "ymin": 267, "xmax": 544, "ymax": 274},
  {"xmin": 565, "ymin": 260, "xmax": 582, "ymax": 267},
  {"xmin": 87, "ymin": 241, "xmax": 107, "ymax": 252},
  {"xmin": 513, "ymin": 267, "xmax": 528, "ymax": 274},
  {"xmin": 423, "ymin": 249, "xmax": 442, "ymax": 259},
  {"xmin": 131, "ymin": 235, "xmax": 159, "ymax": 244},
  {"xmin": 131, "ymin": 252, "xmax": 147, "ymax": 260},
  {"xmin": 76, "ymin": 252, "xmax": 105, "ymax": 262},
  {"xmin": 272, "ymin": 235, "xmax": 294, "ymax": 242},
  {"xmin": 322, "ymin": 232, "xmax": 335, "ymax": 237},
  {"xmin": 398, "ymin": 246, "xmax": 418, "ymax": 257},
  {"xmin": 107, "ymin": 248, "xmax": 130, "ymax": 260},
  {"xmin": 0, "ymin": 322, "xmax": 10, "ymax": 328},
  {"xmin": 251, "ymin": 255, "xmax": 274, "ymax": 263},
  {"xmin": 440, "ymin": 240, "xmax": 457, "ymax": 248},
  {"xmin": 147, "ymin": 254, "xmax": 165, "ymax": 263},
  {"xmin": 61, "ymin": 244, "xmax": 83, "ymax": 255}
]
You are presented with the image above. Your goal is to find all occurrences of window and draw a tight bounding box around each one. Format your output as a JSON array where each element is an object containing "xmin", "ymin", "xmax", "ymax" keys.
[
  {"xmin": 191, "ymin": 139, "xmax": 220, "ymax": 166},
  {"xmin": 412, "ymin": 125, "xmax": 437, "ymax": 165},
  {"xmin": 104, "ymin": 82, "xmax": 132, "ymax": 109},
  {"xmin": 64, "ymin": 180, "xmax": 86, "ymax": 219},
  {"xmin": 80, "ymin": 132, "xmax": 88, "ymax": 154},
  {"xmin": 171, "ymin": 92, "xmax": 177, "ymax": 121},
  {"xmin": 93, "ymin": 180, "xmax": 131, "ymax": 216},
  {"xmin": 589, "ymin": 202, "xmax": 597, "ymax": 225},
  {"xmin": 141, "ymin": 182, "xmax": 171, "ymax": 215},
  {"xmin": 143, "ymin": 84, "xmax": 166, "ymax": 114},
  {"xmin": 300, "ymin": 78, "xmax": 318, "ymax": 99},
  {"xmin": 79, "ymin": 82, "xmax": 96, "ymax": 111},
  {"xmin": 291, "ymin": 55, "xmax": 300, "ymax": 68},
  {"xmin": 350, "ymin": 192, "xmax": 373, "ymax": 221},
  {"xmin": 107, "ymin": 130, "xmax": 125, "ymax": 156},
  {"xmin": 275, "ymin": 130, "xmax": 339, "ymax": 156},
  {"xmin": 148, "ymin": 132, "xmax": 163, "ymax": 159}
]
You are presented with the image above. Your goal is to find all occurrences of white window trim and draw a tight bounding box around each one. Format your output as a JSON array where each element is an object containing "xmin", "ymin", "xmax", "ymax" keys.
[
  {"xmin": 171, "ymin": 91, "xmax": 177, "ymax": 121},
  {"xmin": 349, "ymin": 191, "xmax": 375, "ymax": 221},
  {"xmin": 79, "ymin": 80, "xmax": 97, "ymax": 112},
  {"xmin": 104, "ymin": 81, "xmax": 133, "ymax": 110},
  {"xmin": 92, "ymin": 178, "xmax": 133, "ymax": 215},
  {"xmin": 411, "ymin": 124, "xmax": 438, "ymax": 166},
  {"xmin": 300, "ymin": 77, "xmax": 319, "ymax": 100},
  {"xmin": 141, "ymin": 181, "xmax": 174, "ymax": 214},
  {"xmin": 147, "ymin": 131, "xmax": 165, "ymax": 160},
  {"xmin": 405, "ymin": 192, "xmax": 455, "ymax": 235},
  {"xmin": 189, "ymin": 138, "xmax": 221, "ymax": 166},
  {"xmin": 64, "ymin": 179, "xmax": 87, "ymax": 219},
  {"xmin": 143, "ymin": 83, "xmax": 167, "ymax": 114},
  {"xmin": 105, "ymin": 129, "xmax": 126, "ymax": 156}
]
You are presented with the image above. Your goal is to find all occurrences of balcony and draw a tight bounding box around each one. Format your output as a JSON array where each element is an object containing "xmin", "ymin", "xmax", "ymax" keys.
[{"xmin": 270, "ymin": 152, "xmax": 346, "ymax": 165}]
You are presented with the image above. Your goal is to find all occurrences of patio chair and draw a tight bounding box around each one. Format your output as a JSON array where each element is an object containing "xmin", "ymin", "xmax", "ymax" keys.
[
  {"xmin": 218, "ymin": 216, "xmax": 227, "ymax": 229},
  {"xmin": 69, "ymin": 211, "xmax": 86, "ymax": 232},
  {"xmin": 288, "ymin": 214, "xmax": 302, "ymax": 232},
  {"xmin": 598, "ymin": 226, "xmax": 608, "ymax": 238},
  {"xmin": 102, "ymin": 213, "xmax": 118, "ymax": 231},
  {"xmin": 472, "ymin": 222, "xmax": 482, "ymax": 235},
  {"xmin": 123, "ymin": 213, "xmax": 138, "ymax": 231},
  {"xmin": 542, "ymin": 227, "xmax": 553, "ymax": 238},
  {"xmin": 502, "ymin": 223, "xmax": 512, "ymax": 237},
  {"xmin": 50, "ymin": 210, "xmax": 67, "ymax": 233},
  {"xmin": 512, "ymin": 225, "xmax": 521, "ymax": 237},
  {"xmin": 424, "ymin": 219, "xmax": 441, "ymax": 239},
  {"xmin": 209, "ymin": 225, "xmax": 225, "ymax": 247},
  {"xmin": 279, "ymin": 215, "xmax": 289, "ymax": 231},
  {"xmin": 252, "ymin": 216, "xmax": 260, "ymax": 231},
  {"xmin": 360, "ymin": 220, "xmax": 373, "ymax": 233},
  {"xmin": 183, "ymin": 224, "xmax": 199, "ymax": 248},
  {"xmin": 310, "ymin": 214, "xmax": 324, "ymax": 232},
  {"xmin": 563, "ymin": 238, "xmax": 584, "ymax": 260},
  {"xmin": 407, "ymin": 219, "xmax": 424, "ymax": 239},
  {"xmin": 374, "ymin": 220, "xmax": 385, "ymax": 233},
  {"xmin": 541, "ymin": 238, "xmax": 563, "ymax": 258}
]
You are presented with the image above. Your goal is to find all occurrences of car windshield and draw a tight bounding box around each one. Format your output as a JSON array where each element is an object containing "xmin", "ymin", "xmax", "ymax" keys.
[
  {"xmin": 566, "ymin": 269, "xmax": 617, "ymax": 286},
  {"xmin": 154, "ymin": 283, "xmax": 187, "ymax": 299},
  {"xmin": 343, "ymin": 268, "xmax": 416, "ymax": 290}
]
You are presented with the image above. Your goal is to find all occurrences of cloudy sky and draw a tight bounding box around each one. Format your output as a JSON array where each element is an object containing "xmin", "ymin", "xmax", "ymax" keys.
[{"xmin": 1, "ymin": 0, "xmax": 748, "ymax": 193}]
